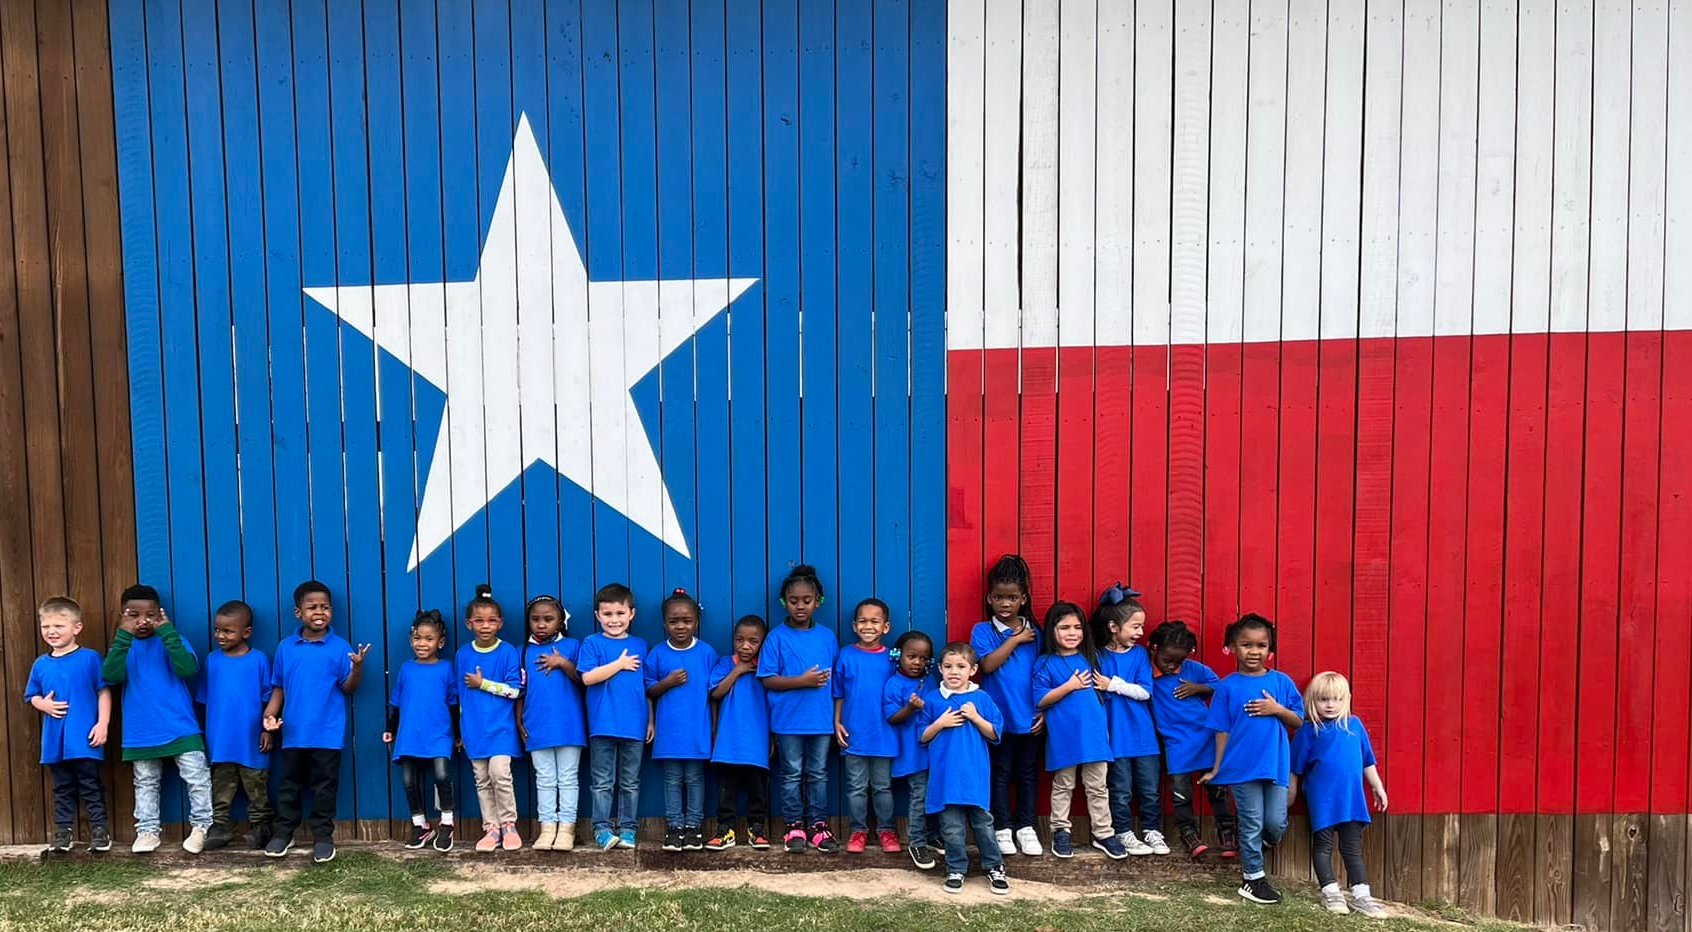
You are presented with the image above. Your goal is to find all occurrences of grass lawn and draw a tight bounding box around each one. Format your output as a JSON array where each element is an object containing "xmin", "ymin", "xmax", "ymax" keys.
[{"xmin": 0, "ymin": 851, "xmax": 1526, "ymax": 932}]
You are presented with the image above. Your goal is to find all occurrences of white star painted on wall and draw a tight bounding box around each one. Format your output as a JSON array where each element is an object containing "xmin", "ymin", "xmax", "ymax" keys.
[{"xmin": 306, "ymin": 114, "xmax": 756, "ymax": 571}]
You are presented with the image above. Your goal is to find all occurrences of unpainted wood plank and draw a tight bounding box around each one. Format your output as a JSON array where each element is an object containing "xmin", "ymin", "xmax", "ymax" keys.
[
  {"xmin": 1573, "ymin": 813, "xmax": 1614, "ymax": 932},
  {"xmin": 1458, "ymin": 813, "xmax": 1497, "ymax": 916},
  {"xmin": 1423, "ymin": 812, "xmax": 1460, "ymax": 904},
  {"xmin": 1495, "ymin": 813, "xmax": 1536, "ymax": 922},
  {"xmin": 1382, "ymin": 813, "xmax": 1425, "ymax": 905},
  {"xmin": 1612, "ymin": 813, "xmax": 1650, "ymax": 932},
  {"xmin": 1646, "ymin": 814, "xmax": 1686, "ymax": 932},
  {"xmin": 0, "ymin": 0, "xmax": 29, "ymax": 842},
  {"xmin": 1535, "ymin": 813, "xmax": 1574, "ymax": 926}
]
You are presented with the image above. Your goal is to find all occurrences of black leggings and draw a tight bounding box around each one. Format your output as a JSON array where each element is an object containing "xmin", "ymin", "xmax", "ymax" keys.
[
  {"xmin": 1311, "ymin": 820, "xmax": 1368, "ymax": 887},
  {"xmin": 399, "ymin": 756, "xmax": 455, "ymax": 817}
]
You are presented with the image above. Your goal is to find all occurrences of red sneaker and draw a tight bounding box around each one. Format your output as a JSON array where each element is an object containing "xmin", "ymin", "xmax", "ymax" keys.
[
  {"xmin": 845, "ymin": 830, "xmax": 868, "ymax": 853},
  {"xmin": 878, "ymin": 829, "xmax": 902, "ymax": 853}
]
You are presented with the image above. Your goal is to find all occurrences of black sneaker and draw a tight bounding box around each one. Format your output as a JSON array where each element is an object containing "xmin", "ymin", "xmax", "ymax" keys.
[
  {"xmin": 810, "ymin": 821, "xmax": 841, "ymax": 853},
  {"xmin": 312, "ymin": 840, "xmax": 336, "ymax": 864},
  {"xmin": 987, "ymin": 865, "xmax": 1010, "ymax": 895},
  {"xmin": 909, "ymin": 844, "xmax": 937, "ymax": 870},
  {"xmin": 943, "ymin": 872, "xmax": 965, "ymax": 893},
  {"xmin": 433, "ymin": 823, "xmax": 455, "ymax": 851},
  {"xmin": 405, "ymin": 824, "xmax": 434, "ymax": 850},
  {"xmin": 747, "ymin": 828, "xmax": 770, "ymax": 850},
  {"xmin": 48, "ymin": 828, "xmax": 73, "ymax": 852},
  {"xmin": 663, "ymin": 827, "xmax": 684, "ymax": 851},
  {"xmin": 248, "ymin": 822, "xmax": 273, "ymax": 851},
  {"xmin": 1239, "ymin": 877, "xmax": 1282, "ymax": 904},
  {"xmin": 203, "ymin": 824, "xmax": 233, "ymax": 851},
  {"xmin": 685, "ymin": 827, "xmax": 705, "ymax": 851},
  {"xmin": 928, "ymin": 833, "xmax": 945, "ymax": 853},
  {"xmin": 783, "ymin": 822, "xmax": 807, "ymax": 853},
  {"xmin": 264, "ymin": 836, "xmax": 293, "ymax": 858},
  {"xmin": 1180, "ymin": 826, "xmax": 1208, "ymax": 858},
  {"xmin": 90, "ymin": 825, "xmax": 112, "ymax": 852}
]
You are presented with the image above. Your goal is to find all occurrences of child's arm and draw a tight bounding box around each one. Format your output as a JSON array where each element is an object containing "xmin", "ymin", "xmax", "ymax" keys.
[
  {"xmin": 920, "ymin": 707, "xmax": 965, "ymax": 744},
  {"xmin": 1035, "ymin": 669, "xmax": 1089, "ymax": 709},
  {"xmin": 580, "ymin": 648, "xmax": 640, "ymax": 686},
  {"xmin": 646, "ymin": 699, "xmax": 656, "ymax": 744},
  {"xmin": 887, "ymin": 689, "xmax": 924, "ymax": 725},
  {"xmin": 101, "ymin": 629, "xmax": 134, "ymax": 684},
  {"xmin": 89, "ymin": 686, "xmax": 112, "ymax": 747},
  {"xmin": 1287, "ymin": 773, "xmax": 1300, "ymax": 808},
  {"xmin": 156, "ymin": 620, "xmax": 200, "ymax": 679},
  {"xmin": 1199, "ymin": 731, "xmax": 1228, "ymax": 784},
  {"xmin": 535, "ymin": 646, "xmax": 580, "ymax": 682},
  {"xmin": 959, "ymin": 700, "xmax": 999, "ymax": 742},
  {"xmin": 263, "ymin": 686, "xmax": 286, "ymax": 732},
  {"xmin": 646, "ymin": 666, "xmax": 688, "ymax": 698},
  {"xmin": 761, "ymin": 666, "xmax": 830, "ymax": 691},
  {"xmin": 977, "ymin": 624, "xmax": 1036, "ymax": 674},
  {"xmin": 1243, "ymin": 690, "xmax": 1303, "ymax": 730},
  {"xmin": 1172, "ymin": 680, "xmax": 1214, "ymax": 699},
  {"xmin": 383, "ymin": 704, "xmax": 400, "ymax": 745},
  {"xmin": 339, "ymin": 644, "xmax": 370, "ymax": 695},
  {"xmin": 1364, "ymin": 764, "xmax": 1389, "ymax": 810},
  {"xmin": 709, "ymin": 661, "xmax": 752, "ymax": 700},
  {"xmin": 833, "ymin": 697, "xmax": 851, "ymax": 747}
]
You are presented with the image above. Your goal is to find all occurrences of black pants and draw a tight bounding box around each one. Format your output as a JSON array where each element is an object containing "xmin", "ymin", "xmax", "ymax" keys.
[
  {"xmin": 273, "ymin": 748, "xmax": 341, "ymax": 842},
  {"xmin": 989, "ymin": 731, "xmax": 1041, "ymax": 831},
  {"xmin": 1312, "ymin": 820, "xmax": 1368, "ymax": 887},
  {"xmin": 50, "ymin": 759, "xmax": 107, "ymax": 829},
  {"xmin": 714, "ymin": 763, "xmax": 768, "ymax": 834},
  {"xmin": 399, "ymin": 756, "xmax": 455, "ymax": 816},
  {"xmin": 1169, "ymin": 770, "xmax": 1236, "ymax": 835}
]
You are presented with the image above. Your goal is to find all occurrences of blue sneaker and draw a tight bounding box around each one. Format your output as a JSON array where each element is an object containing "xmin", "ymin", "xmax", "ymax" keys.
[
  {"xmin": 1052, "ymin": 829, "xmax": 1074, "ymax": 858},
  {"xmin": 1092, "ymin": 834, "xmax": 1129, "ymax": 859},
  {"xmin": 618, "ymin": 829, "xmax": 637, "ymax": 849},
  {"xmin": 596, "ymin": 829, "xmax": 618, "ymax": 850}
]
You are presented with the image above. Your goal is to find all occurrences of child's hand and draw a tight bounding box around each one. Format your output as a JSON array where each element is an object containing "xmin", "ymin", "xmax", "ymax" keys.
[
  {"xmin": 35, "ymin": 691, "xmax": 69, "ymax": 718},
  {"xmin": 663, "ymin": 668, "xmax": 688, "ymax": 687},
  {"xmin": 1065, "ymin": 670, "xmax": 1090, "ymax": 694},
  {"xmin": 1244, "ymin": 691, "xmax": 1284, "ymax": 717},
  {"xmin": 381, "ymin": 731, "xmax": 394, "ymax": 744},
  {"xmin": 938, "ymin": 707, "xmax": 967, "ymax": 729},
  {"xmin": 615, "ymin": 649, "xmax": 641, "ymax": 673},
  {"xmin": 905, "ymin": 692, "xmax": 924, "ymax": 710},
  {"xmin": 518, "ymin": 723, "xmax": 529, "ymax": 743},
  {"xmin": 259, "ymin": 731, "xmax": 274, "ymax": 753},
  {"xmin": 1196, "ymin": 769, "xmax": 1218, "ymax": 785},
  {"xmin": 1372, "ymin": 785, "xmax": 1389, "ymax": 811},
  {"xmin": 1091, "ymin": 669, "xmax": 1110, "ymax": 691},
  {"xmin": 834, "ymin": 722, "xmax": 851, "ymax": 747},
  {"xmin": 536, "ymin": 649, "xmax": 570, "ymax": 675},
  {"xmin": 263, "ymin": 714, "xmax": 284, "ymax": 732},
  {"xmin": 1029, "ymin": 712, "xmax": 1046, "ymax": 734},
  {"xmin": 455, "ymin": 738, "xmax": 464, "ymax": 754},
  {"xmin": 88, "ymin": 721, "xmax": 107, "ymax": 747},
  {"xmin": 958, "ymin": 701, "xmax": 980, "ymax": 722},
  {"xmin": 799, "ymin": 665, "xmax": 830, "ymax": 687},
  {"xmin": 349, "ymin": 643, "xmax": 371, "ymax": 667},
  {"xmin": 464, "ymin": 666, "xmax": 485, "ymax": 690},
  {"xmin": 733, "ymin": 658, "xmax": 756, "ymax": 676},
  {"xmin": 646, "ymin": 720, "xmax": 655, "ymax": 744},
  {"xmin": 159, "ymin": 608, "xmax": 171, "ymax": 627},
  {"xmin": 1010, "ymin": 623, "xmax": 1037, "ymax": 646},
  {"xmin": 1173, "ymin": 679, "xmax": 1203, "ymax": 699}
]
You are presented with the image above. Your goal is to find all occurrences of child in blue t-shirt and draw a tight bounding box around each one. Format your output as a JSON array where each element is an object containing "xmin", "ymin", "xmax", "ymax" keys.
[
  {"xmin": 26, "ymin": 596, "xmax": 111, "ymax": 852},
  {"xmin": 1146, "ymin": 620, "xmax": 1234, "ymax": 858},
  {"xmin": 1201, "ymin": 613, "xmax": 1305, "ymax": 906},
  {"xmin": 1290, "ymin": 672, "xmax": 1389, "ymax": 918},
  {"xmin": 520, "ymin": 594, "xmax": 586, "ymax": 852},
  {"xmin": 1094, "ymin": 587, "xmax": 1166, "ymax": 856},
  {"xmin": 578, "ymin": 582, "xmax": 650, "ymax": 850},
  {"xmin": 757, "ymin": 564, "xmax": 840, "ymax": 853},
  {"xmin": 645, "ymin": 590, "xmax": 719, "ymax": 852},
  {"xmin": 883, "ymin": 630, "xmax": 938, "ymax": 868},
  {"xmin": 707, "ymin": 615, "xmax": 771, "ymax": 851},
  {"xmin": 1033, "ymin": 602, "xmax": 1122, "ymax": 860},
  {"xmin": 834, "ymin": 597, "xmax": 898, "ymax": 853},
  {"xmin": 102, "ymin": 584, "xmax": 214, "ymax": 855},
  {"xmin": 263, "ymin": 580, "xmax": 370, "ymax": 864},
  {"xmin": 456, "ymin": 585, "xmax": 524, "ymax": 853},
  {"xmin": 968, "ymin": 554, "xmax": 1043, "ymax": 857},
  {"xmin": 383, "ymin": 609, "xmax": 458, "ymax": 852},
  {"xmin": 194, "ymin": 600, "xmax": 273, "ymax": 851},
  {"xmin": 920, "ymin": 642, "xmax": 1009, "ymax": 895}
]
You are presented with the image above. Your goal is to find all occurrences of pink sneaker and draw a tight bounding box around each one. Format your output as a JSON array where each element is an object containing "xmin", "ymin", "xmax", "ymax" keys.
[
  {"xmin": 475, "ymin": 826, "xmax": 501, "ymax": 852},
  {"xmin": 845, "ymin": 830, "xmax": 868, "ymax": 853},
  {"xmin": 879, "ymin": 829, "xmax": 903, "ymax": 853},
  {"xmin": 501, "ymin": 822, "xmax": 522, "ymax": 851}
]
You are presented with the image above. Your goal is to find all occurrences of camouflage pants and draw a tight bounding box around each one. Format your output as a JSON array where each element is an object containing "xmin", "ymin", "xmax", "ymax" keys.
[{"xmin": 211, "ymin": 763, "xmax": 272, "ymax": 829}]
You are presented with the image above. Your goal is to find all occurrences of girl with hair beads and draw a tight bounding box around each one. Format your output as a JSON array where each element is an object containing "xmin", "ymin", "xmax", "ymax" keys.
[
  {"xmin": 707, "ymin": 615, "xmax": 772, "ymax": 851},
  {"xmin": 1033, "ymin": 601, "xmax": 1125, "ymax": 859},
  {"xmin": 1094, "ymin": 587, "xmax": 1167, "ymax": 856},
  {"xmin": 968, "ymin": 555, "xmax": 1044, "ymax": 857},
  {"xmin": 1201, "ymin": 614, "xmax": 1304, "ymax": 905},
  {"xmin": 646, "ymin": 590, "xmax": 719, "ymax": 852},
  {"xmin": 883, "ymin": 630, "xmax": 939, "ymax": 868},
  {"xmin": 455, "ymin": 585, "xmax": 525, "ymax": 852},
  {"xmin": 757, "ymin": 565, "xmax": 841, "ymax": 852},
  {"xmin": 1290, "ymin": 672, "xmax": 1389, "ymax": 917},
  {"xmin": 383, "ymin": 610, "xmax": 459, "ymax": 851},
  {"xmin": 1147, "ymin": 620, "xmax": 1236, "ymax": 858},
  {"xmin": 519, "ymin": 595, "xmax": 586, "ymax": 851}
]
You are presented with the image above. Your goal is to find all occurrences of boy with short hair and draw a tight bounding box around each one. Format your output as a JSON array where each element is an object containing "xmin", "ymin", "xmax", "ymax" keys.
[
  {"xmin": 26, "ymin": 596, "xmax": 112, "ymax": 852},
  {"xmin": 262, "ymin": 581, "xmax": 370, "ymax": 864},
  {"xmin": 578, "ymin": 583, "xmax": 650, "ymax": 850},
  {"xmin": 101, "ymin": 584, "xmax": 214, "ymax": 854},
  {"xmin": 920, "ymin": 642, "xmax": 1010, "ymax": 896},
  {"xmin": 194, "ymin": 599, "xmax": 274, "ymax": 850}
]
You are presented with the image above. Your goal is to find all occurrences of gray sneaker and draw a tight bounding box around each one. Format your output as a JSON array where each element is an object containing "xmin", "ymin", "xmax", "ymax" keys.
[
  {"xmin": 132, "ymin": 832, "xmax": 161, "ymax": 854},
  {"xmin": 1322, "ymin": 885, "xmax": 1350, "ymax": 913},
  {"xmin": 48, "ymin": 828, "xmax": 73, "ymax": 852},
  {"xmin": 1352, "ymin": 890, "xmax": 1388, "ymax": 918}
]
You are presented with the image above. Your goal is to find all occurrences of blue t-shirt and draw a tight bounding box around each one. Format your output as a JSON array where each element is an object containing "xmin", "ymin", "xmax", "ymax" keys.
[
  {"xmin": 271, "ymin": 630, "xmax": 355, "ymax": 750},
  {"xmin": 756, "ymin": 622, "xmax": 838, "ymax": 736},
  {"xmin": 1150, "ymin": 659, "xmax": 1221, "ymax": 774},
  {"xmin": 24, "ymin": 648, "xmax": 106, "ymax": 764},
  {"xmin": 1205, "ymin": 669, "xmax": 1305, "ymax": 786},
  {"xmin": 119, "ymin": 630, "xmax": 203, "ymax": 749},
  {"xmin": 645, "ymin": 639, "xmax": 720, "ymax": 760},
  {"xmin": 520, "ymin": 636, "xmax": 587, "ymax": 750},
  {"xmin": 1099, "ymin": 646, "xmax": 1159, "ymax": 759},
  {"xmin": 1031, "ymin": 653, "xmax": 1112, "ymax": 771},
  {"xmin": 579, "ymin": 632, "xmax": 651, "ymax": 741},
  {"xmin": 195, "ymin": 649, "xmax": 273, "ymax": 769},
  {"xmin": 389, "ymin": 659, "xmax": 457, "ymax": 760},
  {"xmin": 969, "ymin": 619, "xmax": 1042, "ymax": 734},
  {"xmin": 832, "ymin": 645, "xmax": 896, "ymax": 758},
  {"xmin": 919, "ymin": 686, "xmax": 1004, "ymax": 813},
  {"xmin": 1291, "ymin": 717, "xmax": 1378, "ymax": 831},
  {"xmin": 454, "ymin": 640, "xmax": 523, "ymax": 759},
  {"xmin": 709, "ymin": 657, "xmax": 769, "ymax": 768},
  {"xmin": 881, "ymin": 671, "xmax": 931, "ymax": 778}
]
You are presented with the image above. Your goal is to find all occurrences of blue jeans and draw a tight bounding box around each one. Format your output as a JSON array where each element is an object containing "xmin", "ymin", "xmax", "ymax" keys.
[
  {"xmin": 843, "ymin": 754, "xmax": 893, "ymax": 832},
  {"xmin": 662, "ymin": 759, "xmax": 706, "ymax": 828},
  {"xmin": 531, "ymin": 746, "xmax": 582, "ymax": 824},
  {"xmin": 588, "ymin": 737, "xmax": 642, "ymax": 834},
  {"xmin": 938, "ymin": 804, "xmax": 1002, "ymax": 875},
  {"xmin": 1229, "ymin": 779, "xmax": 1288, "ymax": 880},
  {"xmin": 133, "ymin": 751, "xmax": 213, "ymax": 834},
  {"xmin": 775, "ymin": 734, "xmax": 831, "ymax": 825},
  {"xmin": 1108, "ymin": 754, "xmax": 1163, "ymax": 835},
  {"xmin": 903, "ymin": 771, "xmax": 930, "ymax": 846}
]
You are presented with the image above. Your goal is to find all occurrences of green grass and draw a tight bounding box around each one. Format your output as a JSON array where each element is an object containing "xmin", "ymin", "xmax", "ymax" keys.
[{"xmin": 0, "ymin": 853, "xmax": 1528, "ymax": 932}]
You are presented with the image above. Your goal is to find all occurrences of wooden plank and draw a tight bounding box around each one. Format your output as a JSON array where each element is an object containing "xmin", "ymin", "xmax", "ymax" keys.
[
  {"xmin": 978, "ymin": 0, "xmax": 1020, "ymax": 578},
  {"xmin": 870, "ymin": 0, "xmax": 912, "ymax": 621},
  {"xmin": 834, "ymin": 0, "xmax": 874, "ymax": 615},
  {"xmin": 1496, "ymin": 813, "xmax": 1536, "ymax": 921},
  {"xmin": 724, "ymin": 0, "xmax": 766, "ymax": 624},
  {"xmin": 1018, "ymin": 0, "xmax": 1057, "ymax": 611},
  {"xmin": 1459, "ymin": 813, "xmax": 1498, "ymax": 916},
  {"xmin": 0, "ymin": 0, "xmax": 29, "ymax": 840},
  {"xmin": 1612, "ymin": 813, "xmax": 1651, "ymax": 932},
  {"xmin": 1092, "ymin": 0, "xmax": 1130, "ymax": 589},
  {"xmin": 1055, "ymin": 0, "xmax": 1096, "ymax": 603},
  {"xmin": 1573, "ymin": 813, "xmax": 1615, "ymax": 932},
  {"xmin": 759, "ymin": 0, "xmax": 798, "ymax": 613},
  {"xmin": 1384, "ymin": 813, "xmax": 1426, "ymax": 905},
  {"xmin": 1536, "ymin": 814, "xmax": 1575, "ymax": 926},
  {"xmin": 1424, "ymin": 812, "xmax": 1461, "ymax": 904},
  {"xmin": 1129, "ymin": 0, "xmax": 1171, "ymax": 617},
  {"xmin": 909, "ymin": 0, "xmax": 948, "ymax": 651},
  {"xmin": 1646, "ymin": 815, "xmax": 1687, "ymax": 932}
]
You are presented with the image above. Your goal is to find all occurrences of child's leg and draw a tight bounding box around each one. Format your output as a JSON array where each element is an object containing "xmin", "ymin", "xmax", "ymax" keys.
[
  {"xmin": 588, "ymin": 737, "xmax": 616, "ymax": 834},
  {"xmin": 1207, "ymin": 781, "xmax": 1238, "ymax": 835},
  {"xmin": 937, "ymin": 806, "xmax": 970, "ymax": 875},
  {"xmin": 1338, "ymin": 822, "xmax": 1369, "ymax": 887},
  {"xmin": 132, "ymin": 758, "xmax": 163, "ymax": 836},
  {"xmin": 429, "ymin": 756, "xmax": 455, "ymax": 822},
  {"xmin": 714, "ymin": 764, "xmax": 742, "ymax": 831},
  {"xmin": 1262, "ymin": 781, "xmax": 1288, "ymax": 847},
  {"xmin": 270, "ymin": 749, "xmax": 308, "ymax": 842},
  {"xmin": 240, "ymin": 766, "xmax": 273, "ymax": 829},
  {"xmin": 613, "ymin": 739, "xmax": 643, "ymax": 833},
  {"xmin": 1048, "ymin": 765, "xmax": 1077, "ymax": 834},
  {"xmin": 489, "ymin": 755, "xmax": 517, "ymax": 825},
  {"xmin": 533, "ymin": 748, "xmax": 561, "ymax": 824},
  {"xmin": 557, "ymin": 747, "xmax": 581, "ymax": 826},
  {"xmin": 49, "ymin": 763, "xmax": 77, "ymax": 830},
  {"xmin": 1231, "ymin": 781, "xmax": 1268, "ymax": 880},
  {"xmin": 662, "ymin": 759, "xmax": 687, "ymax": 828},
  {"xmin": 801, "ymin": 734, "xmax": 830, "ymax": 827},
  {"xmin": 1129, "ymin": 755, "xmax": 1162, "ymax": 835},
  {"xmin": 400, "ymin": 758, "xmax": 427, "ymax": 819},
  {"xmin": 1310, "ymin": 824, "xmax": 1340, "ymax": 887},
  {"xmin": 177, "ymin": 751, "xmax": 214, "ymax": 831},
  {"xmin": 210, "ymin": 762, "xmax": 239, "ymax": 829},
  {"xmin": 73, "ymin": 759, "xmax": 108, "ymax": 830},
  {"xmin": 1168, "ymin": 769, "xmax": 1200, "ymax": 835},
  {"xmin": 987, "ymin": 739, "xmax": 1011, "ymax": 831},
  {"xmin": 905, "ymin": 772, "xmax": 929, "ymax": 846},
  {"xmin": 1009, "ymin": 732, "xmax": 1040, "ymax": 831},
  {"xmin": 1080, "ymin": 761, "xmax": 1114, "ymax": 840},
  {"xmin": 745, "ymin": 766, "xmax": 769, "ymax": 836},
  {"xmin": 869, "ymin": 757, "xmax": 894, "ymax": 830},
  {"xmin": 842, "ymin": 755, "xmax": 870, "ymax": 833},
  {"xmin": 968, "ymin": 805, "xmax": 1004, "ymax": 869},
  {"xmin": 774, "ymin": 735, "xmax": 804, "ymax": 826},
  {"xmin": 305, "ymin": 750, "xmax": 340, "ymax": 842},
  {"xmin": 471, "ymin": 758, "xmax": 497, "ymax": 824},
  {"xmin": 683, "ymin": 759, "xmax": 705, "ymax": 828},
  {"xmin": 1106, "ymin": 757, "xmax": 1133, "ymax": 836}
]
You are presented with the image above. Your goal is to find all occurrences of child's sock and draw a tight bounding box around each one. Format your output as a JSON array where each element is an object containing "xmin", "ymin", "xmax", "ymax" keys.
[
  {"xmin": 440, "ymin": 811, "xmax": 455, "ymax": 826},
  {"xmin": 412, "ymin": 814, "xmax": 428, "ymax": 827},
  {"xmin": 1351, "ymin": 884, "xmax": 1372, "ymax": 898}
]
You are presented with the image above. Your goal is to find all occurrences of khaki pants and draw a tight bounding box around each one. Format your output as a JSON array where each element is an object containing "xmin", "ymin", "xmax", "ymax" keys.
[
  {"xmin": 471, "ymin": 756, "xmax": 517, "ymax": 826},
  {"xmin": 1050, "ymin": 761, "xmax": 1112, "ymax": 838}
]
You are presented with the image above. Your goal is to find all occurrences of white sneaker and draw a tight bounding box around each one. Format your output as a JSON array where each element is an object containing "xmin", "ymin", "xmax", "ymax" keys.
[
  {"xmin": 994, "ymin": 828, "xmax": 1015, "ymax": 854},
  {"xmin": 1014, "ymin": 826, "xmax": 1043, "ymax": 856},
  {"xmin": 1351, "ymin": 885, "xmax": 1388, "ymax": 918},
  {"xmin": 1322, "ymin": 883, "xmax": 1351, "ymax": 913},
  {"xmin": 1142, "ymin": 829, "xmax": 1171, "ymax": 855},
  {"xmin": 131, "ymin": 832, "xmax": 160, "ymax": 854},
  {"xmin": 1120, "ymin": 830, "xmax": 1154, "ymax": 856},
  {"xmin": 182, "ymin": 827, "xmax": 207, "ymax": 854}
]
